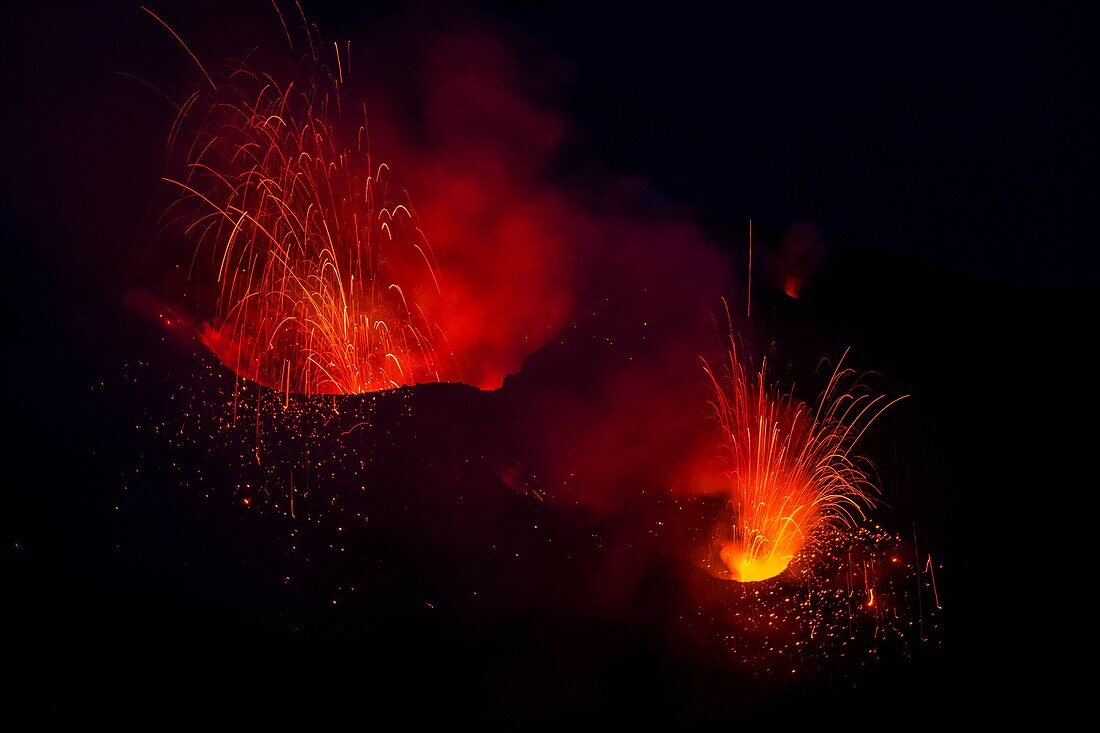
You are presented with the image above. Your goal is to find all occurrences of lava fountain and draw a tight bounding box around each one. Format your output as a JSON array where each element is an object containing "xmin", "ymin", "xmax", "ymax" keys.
[
  {"xmin": 703, "ymin": 329, "xmax": 904, "ymax": 582},
  {"xmin": 159, "ymin": 13, "xmax": 446, "ymax": 395}
]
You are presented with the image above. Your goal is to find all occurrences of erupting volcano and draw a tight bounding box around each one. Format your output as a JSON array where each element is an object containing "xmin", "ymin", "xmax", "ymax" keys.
[
  {"xmin": 704, "ymin": 324, "xmax": 905, "ymax": 582},
  {"xmin": 6, "ymin": 0, "xmax": 970, "ymax": 720},
  {"xmin": 159, "ymin": 13, "xmax": 446, "ymax": 395}
]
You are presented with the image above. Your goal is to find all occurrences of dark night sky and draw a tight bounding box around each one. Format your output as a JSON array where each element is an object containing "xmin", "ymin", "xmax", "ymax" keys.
[
  {"xmin": 0, "ymin": 0, "xmax": 1086, "ymax": 723},
  {"xmin": 326, "ymin": 1, "xmax": 1097, "ymax": 284},
  {"xmin": 4, "ymin": 2, "xmax": 1097, "ymax": 285}
]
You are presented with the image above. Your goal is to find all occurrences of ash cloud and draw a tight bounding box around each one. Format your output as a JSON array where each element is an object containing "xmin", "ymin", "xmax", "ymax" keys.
[
  {"xmin": 379, "ymin": 28, "xmax": 741, "ymax": 512},
  {"xmin": 313, "ymin": 21, "xmax": 742, "ymax": 512}
]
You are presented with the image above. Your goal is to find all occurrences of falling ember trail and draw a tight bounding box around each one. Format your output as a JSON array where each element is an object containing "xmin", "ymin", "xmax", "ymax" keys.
[
  {"xmin": 703, "ymin": 305, "xmax": 905, "ymax": 582},
  {"xmin": 746, "ymin": 219, "xmax": 752, "ymax": 318},
  {"xmin": 925, "ymin": 554, "xmax": 942, "ymax": 609},
  {"xmin": 140, "ymin": 6, "xmax": 217, "ymax": 90}
]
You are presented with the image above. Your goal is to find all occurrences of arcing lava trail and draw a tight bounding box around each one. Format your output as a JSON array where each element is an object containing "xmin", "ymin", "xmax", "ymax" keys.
[
  {"xmin": 163, "ymin": 39, "xmax": 446, "ymax": 394},
  {"xmin": 702, "ymin": 321, "xmax": 905, "ymax": 581}
]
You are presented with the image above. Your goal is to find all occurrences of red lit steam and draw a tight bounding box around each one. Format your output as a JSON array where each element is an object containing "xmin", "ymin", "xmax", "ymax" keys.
[
  {"xmin": 393, "ymin": 34, "xmax": 579, "ymax": 389},
  {"xmin": 505, "ymin": 208, "xmax": 735, "ymax": 514}
]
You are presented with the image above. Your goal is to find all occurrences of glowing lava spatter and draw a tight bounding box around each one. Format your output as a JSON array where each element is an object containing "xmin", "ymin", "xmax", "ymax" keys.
[
  {"xmin": 703, "ymin": 329, "xmax": 904, "ymax": 583},
  {"xmin": 161, "ymin": 18, "xmax": 446, "ymax": 395}
]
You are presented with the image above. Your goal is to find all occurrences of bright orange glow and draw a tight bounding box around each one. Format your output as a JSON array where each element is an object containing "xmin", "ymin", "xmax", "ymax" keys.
[
  {"xmin": 719, "ymin": 543, "xmax": 794, "ymax": 582},
  {"xmin": 703, "ymin": 317, "xmax": 904, "ymax": 582}
]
